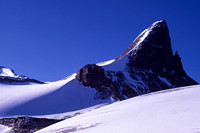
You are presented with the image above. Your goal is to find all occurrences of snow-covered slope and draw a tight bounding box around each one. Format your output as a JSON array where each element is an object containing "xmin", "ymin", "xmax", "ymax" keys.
[
  {"xmin": 0, "ymin": 125, "xmax": 11, "ymax": 133},
  {"xmin": 0, "ymin": 20, "xmax": 197, "ymax": 118},
  {"xmin": 37, "ymin": 85, "xmax": 200, "ymax": 133},
  {"xmin": 0, "ymin": 73, "xmax": 110, "ymax": 117}
]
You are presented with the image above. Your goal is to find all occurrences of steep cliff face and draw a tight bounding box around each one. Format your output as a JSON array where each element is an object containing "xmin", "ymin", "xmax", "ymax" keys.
[{"xmin": 76, "ymin": 20, "xmax": 198, "ymax": 100}]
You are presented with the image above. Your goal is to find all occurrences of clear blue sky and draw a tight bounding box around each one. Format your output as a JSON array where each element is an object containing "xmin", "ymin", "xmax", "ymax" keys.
[{"xmin": 0, "ymin": 0, "xmax": 199, "ymax": 82}]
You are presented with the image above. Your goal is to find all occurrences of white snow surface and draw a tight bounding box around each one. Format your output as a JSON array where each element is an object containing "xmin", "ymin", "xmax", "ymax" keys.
[
  {"xmin": 33, "ymin": 104, "xmax": 108, "ymax": 120},
  {"xmin": 37, "ymin": 85, "xmax": 200, "ymax": 133},
  {"xmin": 0, "ymin": 125, "xmax": 11, "ymax": 133},
  {"xmin": 0, "ymin": 73, "xmax": 111, "ymax": 117},
  {"xmin": 130, "ymin": 29, "xmax": 150, "ymax": 51},
  {"xmin": 102, "ymin": 53, "xmax": 129, "ymax": 72},
  {"xmin": 96, "ymin": 59, "xmax": 115, "ymax": 66}
]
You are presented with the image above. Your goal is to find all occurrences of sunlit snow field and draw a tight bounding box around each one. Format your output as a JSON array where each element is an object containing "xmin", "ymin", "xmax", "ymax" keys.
[{"xmin": 36, "ymin": 85, "xmax": 200, "ymax": 133}]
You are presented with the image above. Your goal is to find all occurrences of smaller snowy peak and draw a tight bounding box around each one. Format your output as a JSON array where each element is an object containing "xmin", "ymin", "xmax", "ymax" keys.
[
  {"xmin": 0, "ymin": 66, "xmax": 18, "ymax": 78},
  {"xmin": 0, "ymin": 66, "xmax": 43, "ymax": 84},
  {"xmin": 0, "ymin": 66, "xmax": 28, "ymax": 79}
]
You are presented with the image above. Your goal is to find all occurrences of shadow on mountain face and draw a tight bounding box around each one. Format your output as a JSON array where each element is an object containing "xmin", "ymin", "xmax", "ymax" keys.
[{"xmin": 5, "ymin": 79, "xmax": 108, "ymax": 116}]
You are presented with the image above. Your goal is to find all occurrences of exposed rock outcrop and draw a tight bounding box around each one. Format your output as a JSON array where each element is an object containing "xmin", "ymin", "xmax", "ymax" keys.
[
  {"xmin": 0, "ymin": 117, "xmax": 61, "ymax": 133},
  {"xmin": 76, "ymin": 64, "xmax": 123, "ymax": 100},
  {"xmin": 0, "ymin": 77, "xmax": 43, "ymax": 84}
]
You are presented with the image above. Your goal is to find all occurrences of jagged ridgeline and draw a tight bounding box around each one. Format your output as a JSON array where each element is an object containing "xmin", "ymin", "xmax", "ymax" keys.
[
  {"xmin": 0, "ymin": 20, "xmax": 198, "ymax": 133},
  {"xmin": 76, "ymin": 20, "xmax": 198, "ymax": 100}
]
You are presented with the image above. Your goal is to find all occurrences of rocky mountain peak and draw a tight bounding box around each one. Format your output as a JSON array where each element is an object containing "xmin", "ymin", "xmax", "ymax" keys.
[
  {"xmin": 116, "ymin": 20, "xmax": 169, "ymax": 60},
  {"xmin": 76, "ymin": 20, "xmax": 198, "ymax": 101},
  {"xmin": 128, "ymin": 19, "xmax": 173, "ymax": 73}
]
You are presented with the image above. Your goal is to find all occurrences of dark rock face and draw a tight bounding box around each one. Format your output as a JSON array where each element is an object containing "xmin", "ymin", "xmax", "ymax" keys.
[
  {"xmin": 0, "ymin": 77, "xmax": 43, "ymax": 84},
  {"xmin": 126, "ymin": 20, "xmax": 197, "ymax": 92},
  {"xmin": 128, "ymin": 20, "xmax": 173, "ymax": 73},
  {"xmin": 0, "ymin": 117, "xmax": 61, "ymax": 133},
  {"xmin": 77, "ymin": 64, "xmax": 124, "ymax": 100},
  {"xmin": 76, "ymin": 20, "xmax": 198, "ymax": 100},
  {"xmin": 76, "ymin": 64, "xmax": 107, "ymax": 88}
]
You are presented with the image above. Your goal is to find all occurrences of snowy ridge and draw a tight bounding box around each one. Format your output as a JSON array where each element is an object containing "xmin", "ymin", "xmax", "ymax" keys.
[
  {"xmin": 124, "ymin": 20, "xmax": 166, "ymax": 57},
  {"xmin": 124, "ymin": 29, "xmax": 149, "ymax": 57},
  {"xmin": 116, "ymin": 20, "xmax": 167, "ymax": 60},
  {"xmin": 37, "ymin": 85, "xmax": 200, "ymax": 133},
  {"xmin": 96, "ymin": 59, "xmax": 115, "ymax": 67},
  {"xmin": 61, "ymin": 73, "xmax": 77, "ymax": 82}
]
